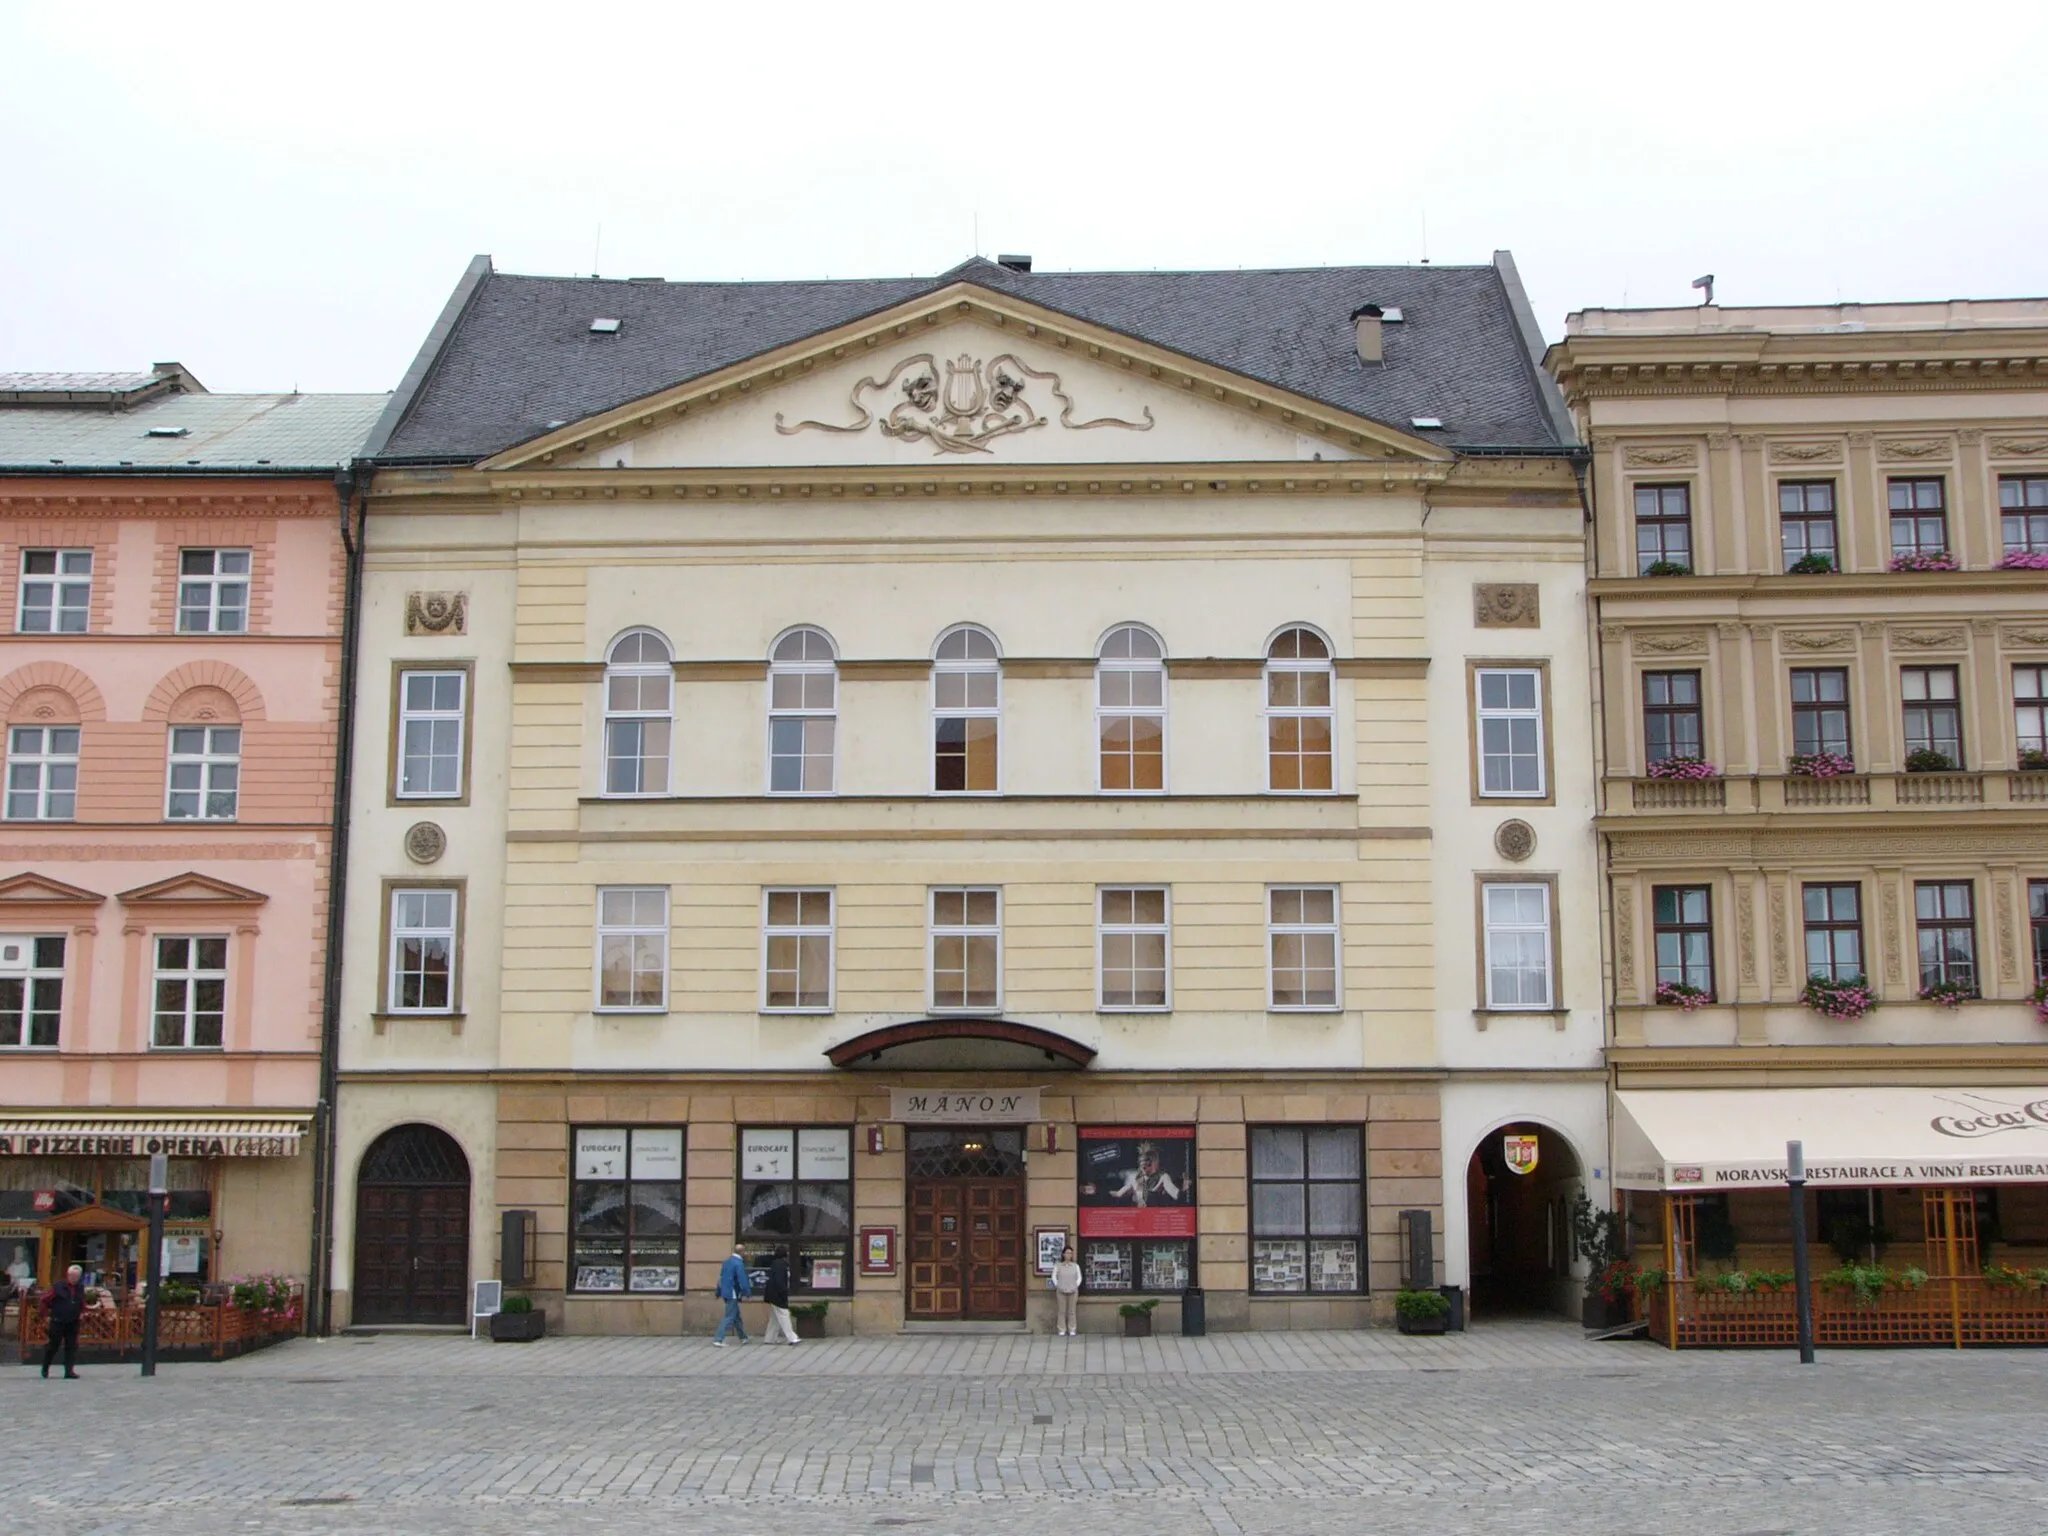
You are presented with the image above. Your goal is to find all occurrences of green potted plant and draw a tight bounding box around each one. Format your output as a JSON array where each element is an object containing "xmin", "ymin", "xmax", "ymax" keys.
[
  {"xmin": 790, "ymin": 1300, "xmax": 830, "ymax": 1339},
  {"xmin": 489, "ymin": 1293, "xmax": 545, "ymax": 1342},
  {"xmin": 1572, "ymin": 1191, "xmax": 1632, "ymax": 1328},
  {"xmin": 1643, "ymin": 559, "xmax": 1692, "ymax": 577},
  {"xmin": 1787, "ymin": 552, "xmax": 1836, "ymax": 575},
  {"xmin": 1394, "ymin": 1288, "xmax": 1451, "ymax": 1334},
  {"xmin": 1118, "ymin": 1297, "xmax": 1160, "ymax": 1337},
  {"xmin": 1904, "ymin": 747, "xmax": 1957, "ymax": 773}
]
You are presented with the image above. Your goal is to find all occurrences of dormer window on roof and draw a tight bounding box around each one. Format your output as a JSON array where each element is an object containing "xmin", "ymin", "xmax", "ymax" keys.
[
  {"xmin": 590, "ymin": 318, "xmax": 622, "ymax": 334},
  {"xmin": 145, "ymin": 426, "xmax": 189, "ymax": 438}
]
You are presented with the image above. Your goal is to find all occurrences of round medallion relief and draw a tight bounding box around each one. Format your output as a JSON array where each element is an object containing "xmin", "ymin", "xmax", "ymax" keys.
[
  {"xmin": 403, "ymin": 821, "xmax": 447, "ymax": 865},
  {"xmin": 1493, "ymin": 819, "xmax": 1536, "ymax": 863}
]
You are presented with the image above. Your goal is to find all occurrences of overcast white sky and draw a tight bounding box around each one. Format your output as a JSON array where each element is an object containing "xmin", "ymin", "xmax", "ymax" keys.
[{"xmin": 5, "ymin": 0, "xmax": 2045, "ymax": 393}]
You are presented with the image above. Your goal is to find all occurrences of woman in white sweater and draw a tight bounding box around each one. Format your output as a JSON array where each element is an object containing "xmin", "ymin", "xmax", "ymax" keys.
[{"xmin": 1050, "ymin": 1247, "xmax": 1083, "ymax": 1336}]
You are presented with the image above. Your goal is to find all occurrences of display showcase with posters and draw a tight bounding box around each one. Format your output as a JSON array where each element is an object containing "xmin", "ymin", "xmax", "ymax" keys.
[
  {"xmin": 1249, "ymin": 1125, "xmax": 1364, "ymax": 1294},
  {"xmin": 570, "ymin": 1127, "xmax": 685, "ymax": 1293},
  {"xmin": 738, "ymin": 1126, "xmax": 854, "ymax": 1294},
  {"xmin": 1076, "ymin": 1126, "xmax": 1195, "ymax": 1292}
]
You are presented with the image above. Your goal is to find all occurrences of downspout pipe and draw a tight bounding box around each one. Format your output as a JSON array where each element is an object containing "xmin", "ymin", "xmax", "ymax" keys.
[{"xmin": 308, "ymin": 457, "xmax": 368, "ymax": 1335}]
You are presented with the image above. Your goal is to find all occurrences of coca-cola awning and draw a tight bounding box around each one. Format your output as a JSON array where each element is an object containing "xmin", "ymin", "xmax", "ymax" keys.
[{"xmin": 1613, "ymin": 1089, "xmax": 2048, "ymax": 1191}]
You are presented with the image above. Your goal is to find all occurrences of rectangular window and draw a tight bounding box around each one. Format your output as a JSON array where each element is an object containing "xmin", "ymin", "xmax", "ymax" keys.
[
  {"xmin": 0, "ymin": 935, "xmax": 64, "ymax": 1048},
  {"xmin": 1790, "ymin": 668, "xmax": 1852, "ymax": 759},
  {"xmin": 17, "ymin": 549, "xmax": 91, "ymax": 633},
  {"xmin": 1642, "ymin": 671, "xmax": 1703, "ymax": 766},
  {"xmin": 396, "ymin": 669, "xmax": 466, "ymax": 798},
  {"xmin": 737, "ymin": 1126, "xmax": 854, "ymax": 1294},
  {"xmin": 164, "ymin": 726, "xmax": 239, "ymax": 820},
  {"xmin": 176, "ymin": 548, "xmax": 251, "ymax": 633},
  {"xmin": 151, "ymin": 936, "xmax": 226, "ymax": 1049},
  {"xmin": 1901, "ymin": 666, "xmax": 1963, "ymax": 768},
  {"xmin": 596, "ymin": 887, "xmax": 667, "ymax": 1011},
  {"xmin": 1888, "ymin": 478, "xmax": 1948, "ymax": 559},
  {"xmin": 1999, "ymin": 475, "xmax": 2048, "ymax": 557},
  {"xmin": 1249, "ymin": 1125, "xmax": 1363, "ymax": 1294},
  {"xmin": 932, "ymin": 655, "xmax": 999, "ymax": 793},
  {"xmin": 2031, "ymin": 880, "xmax": 2048, "ymax": 986},
  {"xmin": 1268, "ymin": 886, "xmax": 1339, "ymax": 1009},
  {"xmin": 1634, "ymin": 483, "xmax": 1693, "ymax": 573},
  {"xmin": 1802, "ymin": 884, "xmax": 1865, "ymax": 984},
  {"xmin": 1098, "ymin": 887, "xmax": 1169, "ymax": 1010},
  {"xmin": 570, "ymin": 1126, "xmax": 684, "ymax": 1294},
  {"xmin": 763, "ymin": 889, "xmax": 833, "ymax": 1012},
  {"xmin": 1915, "ymin": 880, "xmax": 1977, "ymax": 996},
  {"xmin": 1475, "ymin": 667, "xmax": 1546, "ymax": 797},
  {"xmin": 1077, "ymin": 1126, "xmax": 1195, "ymax": 1292},
  {"xmin": 1652, "ymin": 885, "xmax": 1715, "ymax": 997},
  {"xmin": 1482, "ymin": 882, "xmax": 1553, "ymax": 1010},
  {"xmin": 2015, "ymin": 666, "xmax": 2047, "ymax": 761},
  {"xmin": 388, "ymin": 888, "xmax": 457, "ymax": 1013},
  {"xmin": 5, "ymin": 726, "xmax": 79, "ymax": 821},
  {"xmin": 1779, "ymin": 482, "xmax": 1838, "ymax": 571},
  {"xmin": 930, "ymin": 888, "xmax": 999, "ymax": 1011}
]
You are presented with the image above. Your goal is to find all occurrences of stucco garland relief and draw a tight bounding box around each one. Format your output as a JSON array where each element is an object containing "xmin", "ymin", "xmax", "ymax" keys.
[
  {"xmin": 1879, "ymin": 882, "xmax": 1903, "ymax": 985},
  {"xmin": 1472, "ymin": 583, "xmax": 1540, "ymax": 629},
  {"xmin": 1989, "ymin": 439, "xmax": 2048, "ymax": 457},
  {"xmin": 1768, "ymin": 882, "xmax": 1789, "ymax": 985},
  {"xmin": 1890, "ymin": 628, "xmax": 1966, "ymax": 651},
  {"xmin": 1780, "ymin": 630, "xmax": 1855, "ymax": 652},
  {"xmin": 1996, "ymin": 877, "xmax": 2018, "ymax": 983},
  {"xmin": 2003, "ymin": 627, "xmax": 2048, "ymax": 648},
  {"xmin": 1623, "ymin": 444, "xmax": 1695, "ymax": 468},
  {"xmin": 1768, "ymin": 441, "xmax": 1842, "ymax": 464},
  {"xmin": 1877, "ymin": 439, "xmax": 1950, "ymax": 462},
  {"xmin": 1633, "ymin": 631, "xmax": 1707, "ymax": 654},
  {"xmin": 1735, "ymin": 882, "xmax": 1757, "ymax": 986},
  {"xmin": 1613, "ymin": 886, "xmax": 1635, "ymax": 995},
  {"xmin": 405, "ymin": 592, "xmax": 468, "ymax": 636},
  {"xmin": 775, "ymin": 351, "xmax": 1154, "ymax": 456}
]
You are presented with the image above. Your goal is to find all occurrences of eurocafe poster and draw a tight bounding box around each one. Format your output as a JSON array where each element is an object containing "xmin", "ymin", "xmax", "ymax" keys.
[{"xmin": 1076, "ymin": 1127, "xmax": 1196, "ymax": 1238}]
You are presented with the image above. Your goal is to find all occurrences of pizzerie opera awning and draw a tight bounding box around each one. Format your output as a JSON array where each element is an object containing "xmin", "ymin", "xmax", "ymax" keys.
[
  {"xmin": 1613, "ymin": 1088, "xmax": 2048, "ymax": 1192},
  {"xmin": 0, "ymin": 1116, "xmax": 311, "ymax": 1158}
]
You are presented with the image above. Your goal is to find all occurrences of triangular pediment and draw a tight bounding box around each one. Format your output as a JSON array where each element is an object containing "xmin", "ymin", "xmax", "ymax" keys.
[
  {"xmin": 116, "ymin": 872, "xmax": 268, "ymax": 907},
  {"xmin": 0, "ymin": 873, "xmax": 105, "ymax": 906},
  {"xmin": 481, "ymin": 282, "xmax": 1452, "ymax": 473}
]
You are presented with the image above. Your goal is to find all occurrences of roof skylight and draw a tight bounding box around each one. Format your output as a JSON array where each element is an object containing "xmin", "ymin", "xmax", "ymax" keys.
[{"xmin": 590, "ymin": 318, "xmax": 622, "ymax": 334}]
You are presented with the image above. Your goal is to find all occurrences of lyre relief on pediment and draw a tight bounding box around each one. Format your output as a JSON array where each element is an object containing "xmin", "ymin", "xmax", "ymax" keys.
[{"xmin": 776, "ymin": 351, "xmax": 1154, "ymax": 456}]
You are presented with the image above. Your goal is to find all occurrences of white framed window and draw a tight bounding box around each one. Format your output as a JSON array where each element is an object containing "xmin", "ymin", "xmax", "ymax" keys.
[
  {"xmin": 164, "ymin": 725, "xmax": 239, "ymax": 820},
  {"xmin": 0, "ymin": 935, "xmax": 65, "ymax": 1048},
  {"xmin": 596, "ymin": 887, "xmax": 668, "ymax": 1012},
  {"xmin": 603, "ymin": 629, "xmax": 673, "ymax": 795},
  {"xmin": 768, "ymin": 627, "xmax": 837, "ymax": 794},
  {"xmin": 397, "ymin": 669, "xmax": 466, "ymax": 798},
  {"xmin": 176, "ymin": 548, "xmax": 251, "ymax": 634},
  {"xmin": 1099, "ymin": 887, "xmax": 1170, "ymax": 1010},
  {"xmin": 1268, "ymin": 886, "xmax": 1340, "ymax": 1009},
  {"xmin": 1475, "ymin": 667, "xmax": 1546, "ymax": 797},
  {"xmin": 762, "ymin": 889, "xmax": 834, "ymax": 1012},
  {"xmin": 5, "ymin": 726, "xmax": 79, "ymax": 820},
  {"xmin": 1483, "ymin": 882, "xmax": 1553, "ymax": 1010},
  {"xmin": 17, "ymin": 549, "xmax": 91, "ymax": 633},
  {"xmin": 933, "ymin": 625, "xmax": 1000, "ymax": 793},
  {"xmin": 1266, "ymin": 627, "xmax": 1334, "ymax": 792},
  {"xmin": 388, "ymin": 889, "xmax": 457, "ymax": 1014},
  {"xmin": 930, "ymin": 887, "xmax": 1000, "ymax": 1011},
  {"xmin": 151, "ymin": 936, "xmax": 226, "ymax": 1048},
  {"xmin": 1098, "ymin": 624, "xmax": 1167, "ymax": 793}
]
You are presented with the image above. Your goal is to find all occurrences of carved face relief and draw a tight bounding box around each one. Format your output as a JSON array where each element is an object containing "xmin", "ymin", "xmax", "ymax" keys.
[{"xmin": 777, "ymin": 351, "xmax": 1153, "ymax": 456}]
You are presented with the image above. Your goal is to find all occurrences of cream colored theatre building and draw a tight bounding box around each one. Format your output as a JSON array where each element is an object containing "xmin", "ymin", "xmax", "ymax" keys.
[{"xmin": 329, "ymin": 254, "xmax": 1603, "ymax": 1335}]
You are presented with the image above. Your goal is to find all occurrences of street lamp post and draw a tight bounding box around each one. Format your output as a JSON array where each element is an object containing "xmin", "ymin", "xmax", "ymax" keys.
[
  {"xmin": 141, "ymin": 1151, "xmax": 166, "ymax": 1378},
  {"xmin": 1787, "ymin": 1139, "xmax": 1815, "ymax": 1366}
]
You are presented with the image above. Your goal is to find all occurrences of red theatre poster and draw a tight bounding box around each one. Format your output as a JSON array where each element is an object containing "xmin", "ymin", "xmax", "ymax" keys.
[{"xmin": 1076, "ymin": 1126, "xmax": 1196, "ymax": 1238}]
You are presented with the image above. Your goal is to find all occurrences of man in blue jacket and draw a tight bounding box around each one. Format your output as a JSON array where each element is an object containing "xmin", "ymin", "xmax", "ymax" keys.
[{"xmin": 713, "ymin": 1246, "xmax": 752, "ymax": 1346}]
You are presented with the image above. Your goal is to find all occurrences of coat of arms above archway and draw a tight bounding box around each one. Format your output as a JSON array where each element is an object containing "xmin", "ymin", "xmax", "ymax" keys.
[{"xmin": 775, "ymin": 351, "xmax": 1154, "ymax": 455}]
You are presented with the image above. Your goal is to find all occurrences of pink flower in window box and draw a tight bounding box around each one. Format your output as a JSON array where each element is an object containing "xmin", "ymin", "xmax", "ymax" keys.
[
  {"xmin": 1889, "ymin": 551, "xmax": 1961, "ymax": 573},
  {"xmin": 1646, "ymin": 757, "xmax": 1721, "ymax": 780},
  {"xmin": 1999, "ymin": 550, "xmax": 2048, "ymax": 571},
  {"xmin": 1788, "ymin": 752, "xmax": 1856, "ymax": 778},
  {"xmin": 1654, "ymin": 981, "xmax": 1711, "ymax": 1012}
]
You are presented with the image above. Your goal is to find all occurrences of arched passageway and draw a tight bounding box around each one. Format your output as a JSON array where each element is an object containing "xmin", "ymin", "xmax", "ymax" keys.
[{"xmin": 1466, "ymin": 1121, "xmax": 1583, "ymax": 1319}]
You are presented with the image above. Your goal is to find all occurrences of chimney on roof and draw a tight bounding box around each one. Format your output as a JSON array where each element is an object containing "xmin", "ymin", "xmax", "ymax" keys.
[
  {"xmin": 150, "ymin": 362, "xmax": 206, "ymax": 396},
  {"xmin": 1350, "ymin": 305, "xmax": 1384, "ymax": 366},
  {"xmin": 996, "ymin": 254, "xmax": 1032, "ymax": 273}
]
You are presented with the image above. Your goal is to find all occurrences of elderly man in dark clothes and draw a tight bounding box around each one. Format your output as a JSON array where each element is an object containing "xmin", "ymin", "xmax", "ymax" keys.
[{"xmin": 42, "ymin": 1264, "xmax": 88, "ymax": 1379}]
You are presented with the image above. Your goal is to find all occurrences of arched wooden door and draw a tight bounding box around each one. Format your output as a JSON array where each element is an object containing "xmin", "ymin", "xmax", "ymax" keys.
[{"xmin": 352, "ymin": 1124, "xmax": 470, "ymax": 1325}]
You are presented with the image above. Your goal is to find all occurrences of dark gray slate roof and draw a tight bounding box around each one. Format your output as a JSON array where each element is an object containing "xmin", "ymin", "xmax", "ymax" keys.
[{"xmin": 379, "ymin": 256, "xmax": 1571, "ymax": 462}]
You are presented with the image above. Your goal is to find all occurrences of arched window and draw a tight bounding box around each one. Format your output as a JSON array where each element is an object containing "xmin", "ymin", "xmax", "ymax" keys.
[
  {"xmin": 1265, "ymin": 627, "xmax": 1333, "ymax": 791},
  {"xmin": 604, "ymin": 630, "xmax": 672, "ymax": 795},
  {"xmin": 768, "ymin": 627, "xmax": 837, "ymax": 794},
  {"xmin": 933, "ymin": 625, "xmax": 1000, "ymax": 793},
  {"xmin": 1097, "ymin": 624, "xmax": 1165, "ymax": 793}
]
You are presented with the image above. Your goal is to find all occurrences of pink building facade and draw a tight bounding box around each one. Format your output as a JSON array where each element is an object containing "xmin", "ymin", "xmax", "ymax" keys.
[{"xmin": 0, "ymin": 368, "xmax": 382, "ymax": 1305}]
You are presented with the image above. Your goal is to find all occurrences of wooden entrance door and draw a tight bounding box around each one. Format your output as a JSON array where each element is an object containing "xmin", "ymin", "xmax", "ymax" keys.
[
  {"xmin": 904, "ymin": 1126, "xmax": 1026, "ymax": 1321},
  {"xmin": 352, "ymin": 1124, "xmax": 470, "ymax": 1325}
]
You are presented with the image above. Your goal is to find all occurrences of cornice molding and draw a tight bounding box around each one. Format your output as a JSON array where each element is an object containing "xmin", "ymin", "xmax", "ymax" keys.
[{"xmin": 1554, "ymin": 346, "xmax": 2048, "ymax": 406}]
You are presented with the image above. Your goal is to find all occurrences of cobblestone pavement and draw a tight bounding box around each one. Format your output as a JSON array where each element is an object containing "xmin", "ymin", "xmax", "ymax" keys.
[{"xmin": 5, "ymin": 1322, "xmax": 2048, "ymax": 1534}]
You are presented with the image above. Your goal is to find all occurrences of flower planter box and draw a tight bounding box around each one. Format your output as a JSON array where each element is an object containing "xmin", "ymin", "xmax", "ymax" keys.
[
  {"xmin": 489, "ymin": 1309, "xmax": 546, "ymax": 1342},
  {"xmin": 1121, "ymin": 1313, "xmax": 1152, "ymax": 1338},
  {"xmin": 1396, "ymin": 1312, "xmax": 1449, "ymax": 1335},
  {"xmin": 1582, "ymin": 1294, "xmax": 1632, "ymax": 1330},
  {"xmin": 792, "ymin": 1311, "xmax": 828, "ymax": 1339}
]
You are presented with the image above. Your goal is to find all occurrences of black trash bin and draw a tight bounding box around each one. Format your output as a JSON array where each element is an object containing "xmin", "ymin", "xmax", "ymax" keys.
[
  {"xmin": 1438, "ymin": 1284, "xmax": 1465, "ymax": 1332},
  {"xmin": 1181, "ymin": 1287, "xmax": 1206, "ymax": 1336}
]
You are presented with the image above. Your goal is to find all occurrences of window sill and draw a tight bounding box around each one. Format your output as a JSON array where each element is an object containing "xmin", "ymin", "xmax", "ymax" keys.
[
  {"xmin": 147, "ymin": 1045, "xmax": 226, "ymax": 1053},
  {"xmin": 1269, "ymin": 1005, "xmax": 1344, "ymax": 1015},
  {"xmin": 0, "ymin": 1045, "xmax": 60, "ymax": 1052},
  {"xmin": 371, "ymin": 1011, "xmax": 465, "ymax": 1035},
  {"xmin": 761, "ymin": 1007, "xmax": 834, "ymax": 1017},
  {"xmin": 1473, "ymin": 1008, "xmax": 1569, "ymax": 1032},
  {"xmin": 1098, "ymin": 1006, "xmax": 1171, "ymax": 1016}
]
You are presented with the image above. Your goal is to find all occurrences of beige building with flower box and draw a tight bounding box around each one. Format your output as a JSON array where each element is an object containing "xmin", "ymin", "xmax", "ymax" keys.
[
  {"xmin": 1548, "ymin": 298, "xmax": 2048, "ymax": 1345},
  {"xmin": 327, "ymin": 252, "xmax": 1603, "ymax": 1337}
]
